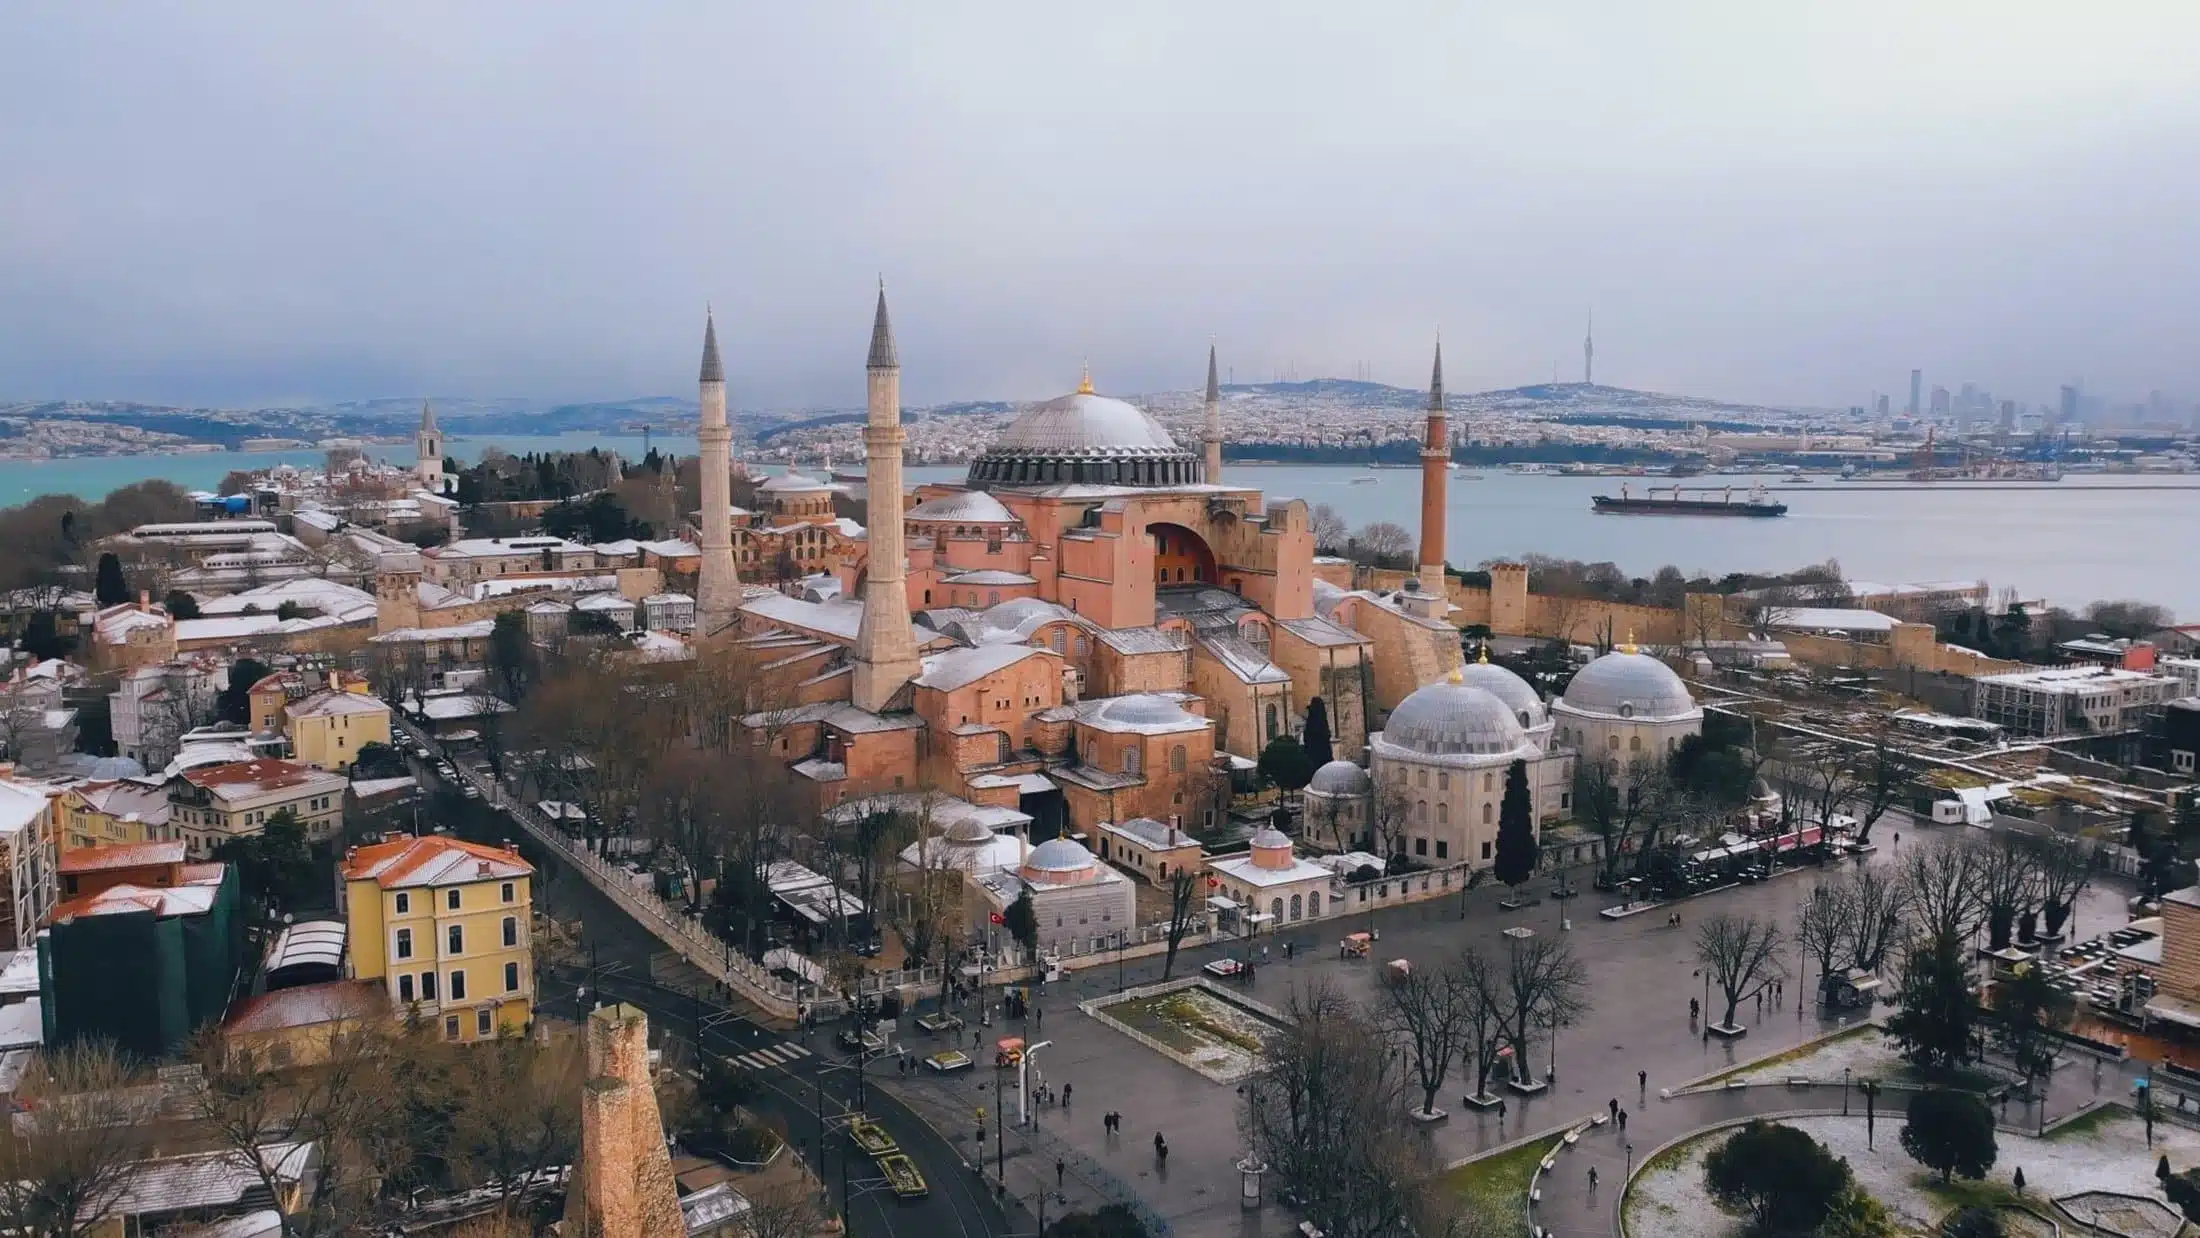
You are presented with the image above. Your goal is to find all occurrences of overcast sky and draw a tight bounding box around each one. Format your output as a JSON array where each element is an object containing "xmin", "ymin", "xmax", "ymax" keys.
[{"xmin": 4, "ymin": 3, "xmax": 2196, "ymax": 412}]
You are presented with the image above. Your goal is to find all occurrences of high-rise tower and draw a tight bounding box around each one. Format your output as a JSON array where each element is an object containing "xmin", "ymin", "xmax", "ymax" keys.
[
  {"xmin": 851, "ymin": 284, "xmax": 923, "ymax": 714},
  {"xmin": 415, "ymin": 401, "xmax": 443, "ymax": 494},
  {"xmin": 1202, "ymin": 343, "xmax": 1223, "ymax": 483},
  {"xmin": 695, "ymin": 310, "xmax": 739, "ymax": 633},
  {"xmin": 1908, "ymin": 369, "xmax": 1923, "ymax": 418},
  {"xmin": 1416, "ymin": 338, "xmax": 1448, "ymax": 592},
  {"xmin": 1583, "ymin": 311, "xmax": 1594, "ymax": 386}
]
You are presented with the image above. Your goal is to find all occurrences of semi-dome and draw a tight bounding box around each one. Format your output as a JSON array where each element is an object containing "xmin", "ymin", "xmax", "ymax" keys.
[
  {"xmin": 1308, "ymin": 759, "xmax": 1373, "ymax": 796},
  {"xmin": 967, "ymin": 377, "xmax": 1205, "ymax": 490},
  {"xmin": 1379, "ymin": 679, "xmax": 1529, "ymax": 758},
  {"xmin": 1456, "ymin": 657, "xmax": 1547, "ymax": 729},
  {"xmin": 906, "ymin": 490, "xmax": 1019, "ymax": 524},
  {"xmin": 1559, "ymin": 650, "xmax": 1697, "ymax": 720}
]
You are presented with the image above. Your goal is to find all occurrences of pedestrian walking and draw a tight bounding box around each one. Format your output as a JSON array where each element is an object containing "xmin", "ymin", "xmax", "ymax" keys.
[
  {"xmin": 1063, "ymin": 1082, "xmax": 1072, "ymax": 1108},
  {"xmin": 1638, "ymin": 1068, "xmax": 1647, "ymax": 1099},
  {"xmin": 1155, "ymin": 1132, "xmax": 1169, "ymax": 1165},
  {"xmin": 1617, "ymin": 1108, "xmax": 1628, "ymax": 1133},
  {"xmin": 1057, "ymin": 1158, "xmax": 1066, "ymax": 1188},
  {"xmin": 1497, "ymin": 1099, "xmax": 1507, "ymax": 1127},
  {"xmin": 1036, "ymin": 1006, "xmax": 1043, "ymax": 1029},
  {"xmin": 1588, "ymin": 1166, "xmax": 1599, "ymax": 1190},
  {"xmin": 1689, "ymin": 997, "xmax": 1700, "ymax": 1021},
  {"xmin": 1607, "ymin": 1097, "xmax": 1618, "ymax": 1121}
]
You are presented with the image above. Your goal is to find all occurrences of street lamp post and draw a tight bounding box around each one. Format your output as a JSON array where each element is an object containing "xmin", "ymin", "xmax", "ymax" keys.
[{"xmin": 1843, "ymin": 1066, "xmax": 1851, "ymax": 1115}]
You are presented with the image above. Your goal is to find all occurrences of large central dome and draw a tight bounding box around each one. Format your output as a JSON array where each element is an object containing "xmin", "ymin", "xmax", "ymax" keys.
[{"xmin": 967, "ymin": 377, "xmax": 1205, "ymax": 489}]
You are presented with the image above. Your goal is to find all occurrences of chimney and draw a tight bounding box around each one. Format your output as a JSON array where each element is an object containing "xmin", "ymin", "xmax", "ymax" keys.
[
  {"xmin": 138, "ymin": 590, "xmax": 150, "ymax": 610},
  {"xmin": 328, "ymin": 670, "xmax": 340, "ymax": 691}
]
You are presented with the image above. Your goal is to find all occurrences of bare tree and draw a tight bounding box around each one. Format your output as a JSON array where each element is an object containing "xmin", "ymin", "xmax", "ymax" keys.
[
  {"xmin": 1308, "ymin": 503, "xmax": 1348, "ymax": 554},
  {"xmin": 1848, "ymin": 721, "xmax": 1917, "ymax": 843},
  {"xmin": 1239, "ymin": 982, "xmax": 1422, "ymax": 1238},
  {"xmin": 1368, "ymin": 783, "xmax": 1412, "ymax": 866},
  {"xmin": 1902, "ymin": 836, "xmax": 1981, "ymax": 949},
  {"xmin": 1843, "ymin": 865, "xmax": 1910, "ymax": 977},
  {"xmin": 448, "ymin": 1034, "xmax": 583, "ymax": 1219},
  {"xmin": 1378, "ymin": 955, "xmax": 1472, "ymax": 1117},
  {"xmin": 1792, "ymin": 742, "xmax": 1858, "ymax": 833},
  {"xmin": 1160, "ymin": 865, "xmax": 1206, "ymax": 980},
  {"xmin": 1975, "ymin": 832, "xmax": 2043, "ymax": 952},
  {"xmin": 883, "ymin": 795, "xmax": 961, "ymax": 979},
  {"xmin": 2025, "ymin": 833, "xmax": 2097, "ymax": 940},
  {"xmin": 1496, "ymin": 934, "xmax": 1589, "ymax": 1088},
  {"xmin": 1795, "ymin": 884, "xmax": 1856, "ymax": 1005},
  {"xmin": 1694, "ymin": 913, "xmax": 1785, "ymax": 1031},
  {"xmin": 739, "ymin": 1181, "xmax": 836, "ymax": 1238},
  {"xmin": 0, "ymin": 1042, "xmax": 155, "ymax": 1238},
  {"xmin": 1352, "ymin": 521, "xmax": 1413, "ymax": 569},
  {"xmin": 1453, "ymin": 945, "xmax": 1511, "ymax": 1105},
  {"xmin": 187, "ymin": 1027, "xmax": 402, "ymax": 1238}
]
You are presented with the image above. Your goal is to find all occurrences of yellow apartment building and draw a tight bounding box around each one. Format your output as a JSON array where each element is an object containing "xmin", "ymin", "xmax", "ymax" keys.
[
  {"xmin": 339, "ymin": 834, "xmax": 534, "ymax": 1043},
  {"xmin": 55, "ymin": 780, "xmax": 172, "ymax": 849},
  {"xmin": 283, "ymin": 689, "xmax": 392, "ymax": 772}
]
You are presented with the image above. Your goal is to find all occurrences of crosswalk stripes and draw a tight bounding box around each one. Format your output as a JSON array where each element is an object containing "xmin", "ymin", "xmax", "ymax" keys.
[{"xmin": 730, "ymin": 1042, "xmax": 813, "ymax": 1072}]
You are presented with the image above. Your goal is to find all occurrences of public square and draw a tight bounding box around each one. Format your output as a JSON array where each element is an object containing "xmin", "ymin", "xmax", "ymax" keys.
[{"xmin": 869, "ymin": 812, "xmax": 2140, "ymax": 1237}]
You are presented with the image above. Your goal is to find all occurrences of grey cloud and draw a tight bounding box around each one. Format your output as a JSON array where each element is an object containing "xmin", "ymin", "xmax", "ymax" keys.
[{"xmin": 1, "ymin": 2, "xmax": 2196, "ymax": 410}]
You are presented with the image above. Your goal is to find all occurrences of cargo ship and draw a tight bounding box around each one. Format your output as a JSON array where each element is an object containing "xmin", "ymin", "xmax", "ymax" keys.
[{"xmin": 1591, "ymin": 482, "xmax": 1788, "ymax": 517}]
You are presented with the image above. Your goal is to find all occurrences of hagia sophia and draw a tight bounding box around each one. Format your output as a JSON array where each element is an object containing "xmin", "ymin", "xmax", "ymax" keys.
[{"xmin": 711, "ymin": 289, "xmax": 1704, "ymax": 944}]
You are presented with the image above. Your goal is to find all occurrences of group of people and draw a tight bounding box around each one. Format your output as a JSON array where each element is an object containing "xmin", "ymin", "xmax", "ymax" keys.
[{"xmin": 1032, "ymin": 1081, "xmax": 1069, "ymax": 1109}]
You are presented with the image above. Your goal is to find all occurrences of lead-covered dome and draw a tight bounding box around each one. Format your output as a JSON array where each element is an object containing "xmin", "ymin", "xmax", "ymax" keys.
[
  {"xmin": 1559, "ymin": 650, "xmax": 1696, "ymax": 720},
  {"xmin": 1308, "ymin": 759, "xmax": 1373, "ymax": 796},
  {"xmin": 967, "ymin": 379, "xmax": 1205, "ymax": 489},
  {"xmin": 1379, "ymin": 679, "xmax": 1529, "ymax": 758},
  {"xmin": 1456, "ymin": 659, "xmax": 1547, "ymax": 730}
]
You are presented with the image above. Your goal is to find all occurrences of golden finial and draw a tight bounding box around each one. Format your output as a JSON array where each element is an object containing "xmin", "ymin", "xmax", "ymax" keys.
[
  {"xmin": 1619, "ymin": 629, "xmax": 1639, "ymax": 655},
  {"xmin": 1477, "ymin": 643, "xmax": 1489, "ymax": 664},
  {"xmin": 1077, "ymin": 360, "xmax": 1095, "ymax": 395},
  {"xmin": 1447, "ymin": 666, "xmax": 1464, "ymax": 684}
]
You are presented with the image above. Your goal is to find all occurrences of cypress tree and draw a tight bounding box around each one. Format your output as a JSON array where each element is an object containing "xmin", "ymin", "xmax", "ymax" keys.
[
  {"xmin": 1492, "ymin": 758, "xmax": 1538, "ymax": 888},
  {"xmin": 1302, "ymin": 696, "xmax": 1334, "ymax": 768}
]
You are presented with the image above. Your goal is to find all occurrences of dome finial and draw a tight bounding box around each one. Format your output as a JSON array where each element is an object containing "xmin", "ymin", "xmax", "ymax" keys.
[
  {"xmin": 1477, "ymin": 643, "xmax": 1489, "ymax": 664},
  {"xmin": 1077, "ymin": 360, "xmax": 1094, "ymax": 395},
  {"xmin": 1447, "ymin": 666, "xmax": 1463, "ymax": 684},
  {"xmin": 1619, "ymin": 629, "xmax": 1638, "ymax": 655}
]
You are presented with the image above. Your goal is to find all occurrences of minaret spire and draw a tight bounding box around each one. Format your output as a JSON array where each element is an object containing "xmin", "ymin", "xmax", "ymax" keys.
[
  {"xmin": 695, "ymin": 307, "xmax": 739, "ymax": 632},
  {"xmin": 852, "ymin": 283, "xmax": 922, "ymax": 713},
  {"xmin": 1416, "ymin": 334, "xmax": 1449, "ymax": 594},
  {"xmin": 1201, "ymin": 341, "xmax": 1223, "ymax": 484},
  {"xmin": 415, "ymin": 400, "xmax": 444, "ymax": 494}
]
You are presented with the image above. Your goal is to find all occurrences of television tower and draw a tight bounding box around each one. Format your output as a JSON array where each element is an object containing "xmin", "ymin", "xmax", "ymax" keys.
[{"xmin": 1583, "ymin": 309, "xmax": 1594, "ymax": 386}]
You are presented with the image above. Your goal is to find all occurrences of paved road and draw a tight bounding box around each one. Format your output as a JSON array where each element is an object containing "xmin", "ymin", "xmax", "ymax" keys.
[{"xmin": 399, "ymin": 730, "xmax": 1025, "ymax": 1238}]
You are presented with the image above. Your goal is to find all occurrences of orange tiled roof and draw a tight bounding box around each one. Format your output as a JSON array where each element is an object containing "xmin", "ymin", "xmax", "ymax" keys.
[
  {"xmin": 340, "ymin": 834, "xmax": 532, "ymax": 890},
  {"xmin": 223, "ymin": 980, "xmax": 387, "ymax": 1035},
  {"xmin": 59, "ymin": 841, "xmax": 188, "ymax": 873},
  {"xmin": 178, "ymin": 758, "xmax": 336, "ymax": 799}
]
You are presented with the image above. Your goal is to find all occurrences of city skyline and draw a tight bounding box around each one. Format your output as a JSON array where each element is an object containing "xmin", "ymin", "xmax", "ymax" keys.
[{"xmin": 2, "ymin": 5, "xmax": 2196, "ymax": 411}]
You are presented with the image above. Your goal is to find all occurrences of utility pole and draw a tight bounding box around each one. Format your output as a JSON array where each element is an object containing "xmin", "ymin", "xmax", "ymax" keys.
[{"xmin": 995, "ymin": 1065, "xmax": 1006, "ymax": 1184}]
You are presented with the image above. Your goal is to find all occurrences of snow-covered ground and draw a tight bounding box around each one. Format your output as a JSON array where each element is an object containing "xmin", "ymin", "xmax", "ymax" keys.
[
  {"xmin": 1721, "ymin": 1024, "xmax": 1901, "ymax": 1085},
  {"xmin": 1625, "ymin": 1110, "xmax": 2200, "ymax": 1236}
]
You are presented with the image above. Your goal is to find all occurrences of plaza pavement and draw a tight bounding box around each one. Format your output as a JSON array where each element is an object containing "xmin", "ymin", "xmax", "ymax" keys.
[{"xmin": 870, "ymin": 818, "xmax": 2137, "ymax": 1238}]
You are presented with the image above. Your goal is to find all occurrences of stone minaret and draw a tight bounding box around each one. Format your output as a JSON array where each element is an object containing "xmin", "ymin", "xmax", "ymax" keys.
[
  {"xmin": 415, "ymin": 401, "xmax": 443, "ymax": 494},
  {"xmin": 563, "ymin": 1004, "xmax": 684, "ymax": 1238},
  {"xmin": 1416, "ymin": 339, "xmax": 1449, "ymax": 591},
  {"xmin": 695, "ymin": 310, "xmax": 739, "ymax": 633},
  {"xmin": 1202, "ymin": 343, "xmax": 1223, "ymax": 483},
  {"xmin": 851, "ymin": 284, "xmax": 922, "ymax": 713}
]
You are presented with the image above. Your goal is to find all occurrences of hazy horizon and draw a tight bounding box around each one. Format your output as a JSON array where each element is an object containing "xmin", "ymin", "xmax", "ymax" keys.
[{"xmin": 4, "ymin": 4, "xmax": 2196, "ymax": 413}]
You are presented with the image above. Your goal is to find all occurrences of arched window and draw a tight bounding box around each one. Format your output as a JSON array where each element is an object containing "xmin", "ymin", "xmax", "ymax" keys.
[
  {"xmin": 1308, "ymin": 891, "xmax": 1320, "ymax": 917},
  {"xmin": 1482, "ymin": 802, "xmax": 1493, "ymax": 824},
  {"xmin": 1125, "ymin": 747, "xmax": 1142, "ymax": 775},
  {"xmin": 1289, "ymin": 894, "xmax": 1302, "ymax": 921},
  {"xmin": 1436, "ymin": 802, "xmax": 1449, "ymax": 825},
  {"xmin": 989, "ymin": 590, "xmax": 1002, "ymax": 606},
  {"xmin": 1483, "ymin": 773, "xmax": 1494, "ymax": 793},
  {"xmin": 1170, "ymin": 745, "xmax": 1187, "ymax": 773},
  {"xmin": 1415, "ymin": 799, "xmax": 1428, "ymax": 824},
  {"xmin": 1629, "ymin": 735, "xmax": 1642, "ymax": 753},
  {"xmin": 1608, "ymin": 735, "xmax": 1621, "ymax": 752},
  {"xmin": 1417, "ymin": 769, "xmax": 1428, "ymax": 789},
  {"xmin": 1052, "ymin": 630, "xmax": 1067, "ymax": 653},
  {"xmin": 1271, "ymin": 898, "xmax": 1284, "ymax": 921},
  {"xmin": 996, "ymin": 734, "xmax": 1011, "ymax": 763}
]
